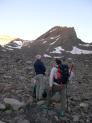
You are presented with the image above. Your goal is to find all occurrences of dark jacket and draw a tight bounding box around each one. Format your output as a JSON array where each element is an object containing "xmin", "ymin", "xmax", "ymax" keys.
[{"xmin": 34, "ymin": 59, "xmax": 46, "ymax": 75}]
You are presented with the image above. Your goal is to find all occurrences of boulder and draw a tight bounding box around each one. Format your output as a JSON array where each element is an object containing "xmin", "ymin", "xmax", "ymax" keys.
[{"xmin": 4, "ymin": 98, "xmax": 24, "ymax": 110}]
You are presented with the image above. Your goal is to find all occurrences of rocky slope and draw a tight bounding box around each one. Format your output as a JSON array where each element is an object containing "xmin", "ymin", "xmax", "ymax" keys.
[{"xmin": 0, "ymin": 48, "xmax": 92, "ymax": 123}]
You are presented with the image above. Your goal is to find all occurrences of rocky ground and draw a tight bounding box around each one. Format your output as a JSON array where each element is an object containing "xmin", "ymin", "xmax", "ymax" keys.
[{"xmin": 0, "ymin": 49, "xmax": 92, "ymax": 123}]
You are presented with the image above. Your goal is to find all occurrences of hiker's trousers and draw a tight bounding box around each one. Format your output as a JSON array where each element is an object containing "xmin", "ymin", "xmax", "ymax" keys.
[
  {"xmin": 35, "ymin": 74, "xmax": 46, "ymax": 100},
  {"xmin": 48, "ymin": 84, "xmax": 66, "ymax": 111},
  {"xmin": 59, "ymin": 85, "xmax": 66, "ymax": 111}
]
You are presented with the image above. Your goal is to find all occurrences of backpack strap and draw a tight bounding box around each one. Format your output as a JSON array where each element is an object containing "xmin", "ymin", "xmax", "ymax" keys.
[{"xmin": 69, "ymin": 64, "xmax": 74, "ymax": 75}]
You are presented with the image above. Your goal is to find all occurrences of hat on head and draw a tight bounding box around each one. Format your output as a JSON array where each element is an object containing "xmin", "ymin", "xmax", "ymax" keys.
[
  {"xmin": 55, "ymin": 59, "xmax": 61, "ymax": 65},
  {"xmin": 36, "ymin": 54, "xmax": 41, "ymax": 59}
]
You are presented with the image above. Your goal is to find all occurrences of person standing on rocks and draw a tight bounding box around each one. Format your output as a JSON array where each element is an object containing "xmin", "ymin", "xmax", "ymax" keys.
[
  {"xmin": 48, "ymin": 58, "xmax": 69, "ymax": 116},
  {"xmin": 34, "ymin": 55, "xmax": 46, "ymax": 101}
]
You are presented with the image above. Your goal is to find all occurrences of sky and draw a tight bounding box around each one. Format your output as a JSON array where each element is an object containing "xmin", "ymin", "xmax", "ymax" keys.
[{"xmin": 0, "ymin": 0, "xmax": 92, "ymax": 43}]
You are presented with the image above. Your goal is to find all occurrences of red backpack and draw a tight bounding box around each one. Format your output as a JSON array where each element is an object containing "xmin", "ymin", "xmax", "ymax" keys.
[
  {"xmin": 57, "ymin": 66, "xmax": 61, "ymax": 80},
  {"xmin": 54, "ymin": 65, "xmax": 62, "ymax": 84}
]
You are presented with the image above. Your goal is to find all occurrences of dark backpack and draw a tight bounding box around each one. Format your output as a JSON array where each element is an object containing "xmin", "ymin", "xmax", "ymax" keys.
[
  {"xmin": 54, "ymin": 64, "xmax": 69, "ymax": 84},
  {"xmin": 60, "ymin": 64, "xmax": 69, "ymax": 84}
]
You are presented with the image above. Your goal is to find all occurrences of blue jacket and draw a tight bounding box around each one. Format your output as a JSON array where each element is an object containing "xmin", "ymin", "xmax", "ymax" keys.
[{"xmin": 34, "ymin": 59, "xmax": 46, "ymax": 75}]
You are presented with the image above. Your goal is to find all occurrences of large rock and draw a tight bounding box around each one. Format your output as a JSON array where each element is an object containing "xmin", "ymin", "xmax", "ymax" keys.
[
  {"xmin": 72, "ymin": 115, "xmax": 80, "ymax": 122},
  {"xmin": 79, "ymin": 102, "xmax": 88, "ymax": 108},
  {"xmin": 37, "ymin": 100, "xmax": 45, "ymax": 106},
  {"xmin": 4, "ymin": 98, "xmax": 24, "ymax": 110},
  {"xmin": 0, "ymin": 121, "xmax": 6, "ymax": 123},
  {"xmin": 16, "ymin": 119, "xmax": 30, "ymax": 123},
  {"xmin": 0, "ymin": 103, "xmax": 6, "ymax": 110}
]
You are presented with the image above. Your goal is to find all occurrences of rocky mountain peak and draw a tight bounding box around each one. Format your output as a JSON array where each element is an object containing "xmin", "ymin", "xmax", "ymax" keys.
[
  {"xmin": 37, "ymin": 26, "xmax": 77, "ymax": 40},
  {"xmin": 24, "ymin": 26, "xmax": 92, "ymax": 57}
]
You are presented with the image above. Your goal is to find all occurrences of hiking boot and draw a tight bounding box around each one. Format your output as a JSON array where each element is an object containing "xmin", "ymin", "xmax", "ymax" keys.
[{"xmin": 59, "ymin": 111, "xmax": 65, "ymax": 117}]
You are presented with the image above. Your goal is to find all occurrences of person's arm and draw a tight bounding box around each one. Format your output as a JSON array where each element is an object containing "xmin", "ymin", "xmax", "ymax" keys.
[
  {"xmin": 33, "ymin": 63, "xmax": 36, "ymax": 76},
  {"xmin": 49, "ymin": 68, "xmax": 54, "ymax": 88}
]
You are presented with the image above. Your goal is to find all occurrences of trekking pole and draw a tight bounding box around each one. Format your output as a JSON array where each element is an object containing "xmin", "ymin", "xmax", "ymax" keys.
[{"xmin": 66, "ymin": 83, "xmax": 68, "ymax": 111}]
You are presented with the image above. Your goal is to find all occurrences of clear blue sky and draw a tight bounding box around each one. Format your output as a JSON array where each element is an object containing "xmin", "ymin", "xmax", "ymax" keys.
[{"xmin": 0, "ymin": 0, "xmax": 92, "ymax": 42}]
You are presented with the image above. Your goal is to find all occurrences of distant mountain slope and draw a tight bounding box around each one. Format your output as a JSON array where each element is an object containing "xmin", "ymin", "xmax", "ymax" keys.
[
  {"xmin": 0, "ymin": 35, "xmax": 15, "ymax": 45},
  {"xmin": 22, "ymin": 26, "xmax": 92, "ymax": 57},
  {"xmin": 1, "ymin": 26, "xmax": 92, "ymax": 57},
  {"xmin": 4, "ymin": 38, "xmax": 32, "ymax": 50}
]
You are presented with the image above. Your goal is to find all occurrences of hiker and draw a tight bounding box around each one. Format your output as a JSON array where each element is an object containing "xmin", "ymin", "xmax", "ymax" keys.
[
  {"xmin": 68, "ymin": 58, "xmax": 75, "ymax": 83},
  {"xmin": 48, "ymin": 58, "xmax": 69, "ymax": 116},
  {"xmin": 49, "ymin": 62, "xmax": 58, "ymax": 90},
  {"xmin": 33, "ymin": 55, "xmax": 46, "ymax": 101},
  {"xmin": 48, "ymin": 61, "xmax": 58, "ymax": 106}
]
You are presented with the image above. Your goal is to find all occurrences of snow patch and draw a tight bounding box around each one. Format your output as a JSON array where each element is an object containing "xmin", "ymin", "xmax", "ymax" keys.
[
  {"xmin": 7, "ymin": 44, "xmax": 22, "ymax": 49},
  {"xmin": 55, "ymin": 35, "xmax": 61, "ymax": 38},
  {"xmin": 14, "ymin": 41, "xmax": 23, "ymax": 46},
  {"xmin": 43, "ymin": 54, "xmax": 52, "ymax": 58},
  {"xmin": 49, "ymin": 28, "xmax": 57, "ymax": 32},
  {"xmin": 50, "ymin": 35, "xmax": 60, "ymax": 45},
  {"xmin": 53, "ymin": 56, "xmax": 63, "ymax": 59},
  {"xmin": 50, "ymin": 41, "xmax": 57, "ymax": 45},
  {"xmin": 50, "ymin": 46, "xmax": 64, "ymax": 54},
  {"xmin": 43, "ymin": 41, "xmax": 47, "ymax": 44},
  {"xmin": 56, "ymin": 37, "xmax": 60, "ymax": 41},
  {"xmin": 79, "ymin": 43, "xmax": 92, "ymax": 47},
  {"xmin": 49, "ymin": 35, "xmax": 61, "ymax": 41},
  {"xmin": 50, "ymin": 37, "xmax": 55, "ymax": 39},
  {"xmin": 67, "ymin": 46, "xmax": 92, "ymax": 54}
]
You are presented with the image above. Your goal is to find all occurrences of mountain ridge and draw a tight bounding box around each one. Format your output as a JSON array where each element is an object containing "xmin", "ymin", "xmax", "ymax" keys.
[
  {"xmin": 23, "ymin": 26, "xmax": 92, "ymax": 57},
  {"xmin": 0, "ymin": 26, "xmax": 92, "ymax": 56}
]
